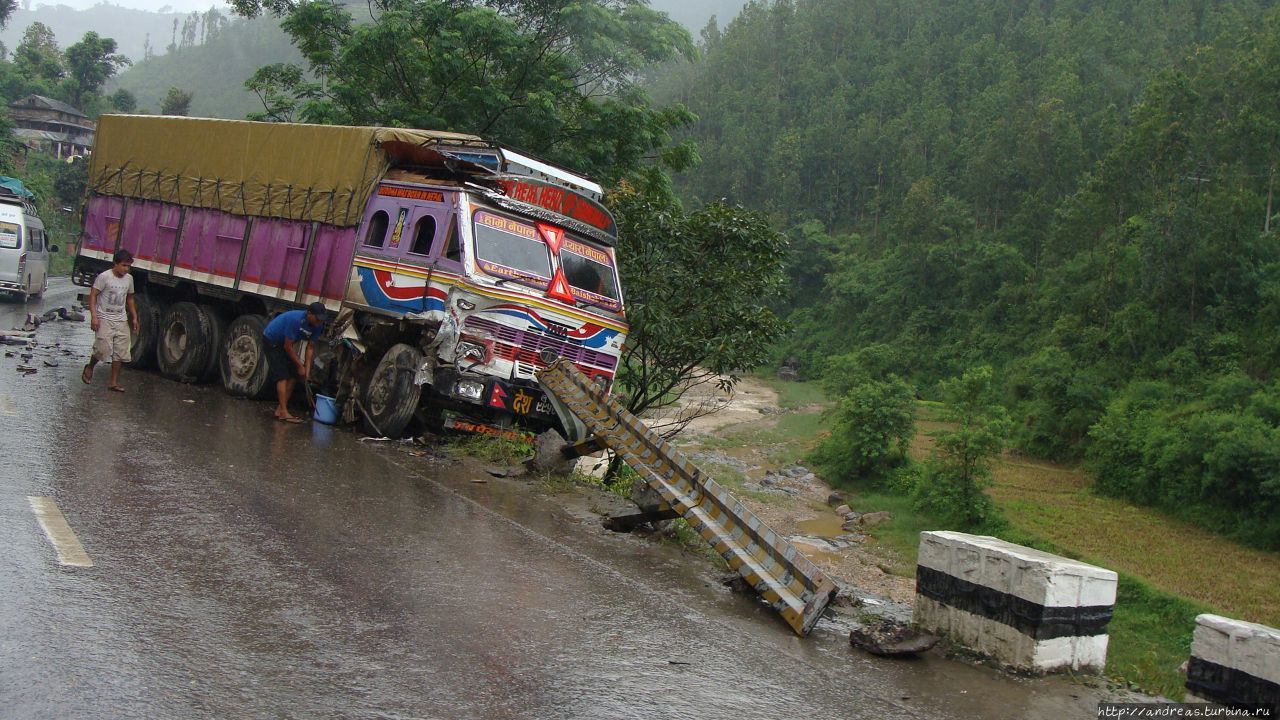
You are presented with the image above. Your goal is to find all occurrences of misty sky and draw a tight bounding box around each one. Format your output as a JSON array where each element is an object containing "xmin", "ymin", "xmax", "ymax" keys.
[{"xmin": 32, "ymin": 0, "xmax": 228, "ymax": 14}]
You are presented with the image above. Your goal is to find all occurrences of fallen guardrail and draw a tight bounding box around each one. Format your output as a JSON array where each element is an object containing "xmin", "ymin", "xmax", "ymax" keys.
[{"xmin": 537, "ymin": 359, "xmax": 838, "ymax": 635}]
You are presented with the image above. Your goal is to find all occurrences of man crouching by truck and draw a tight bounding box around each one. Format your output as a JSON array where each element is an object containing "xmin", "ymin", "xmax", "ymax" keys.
[
  {"xmin": 81, "ymin": 249, "xmax": 140, "ymax": 392},
  {"xmin": 263, "ymin": 302, "xmax": 326, "ymax": 423}
]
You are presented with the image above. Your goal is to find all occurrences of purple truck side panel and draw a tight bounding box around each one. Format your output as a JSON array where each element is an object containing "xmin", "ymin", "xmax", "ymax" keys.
[
  {"xmin": 82, "ymin": 195, "xmax": 123, "ymax": 254},
  {"xmin": 83, "ymin": 194, "xmax": 359, "ymax": 301}
]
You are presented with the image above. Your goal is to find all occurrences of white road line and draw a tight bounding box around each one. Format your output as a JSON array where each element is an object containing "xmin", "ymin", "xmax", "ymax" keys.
[{"xmin": 27, "ymin": 496, "xmax": 93, "ymax": 568}]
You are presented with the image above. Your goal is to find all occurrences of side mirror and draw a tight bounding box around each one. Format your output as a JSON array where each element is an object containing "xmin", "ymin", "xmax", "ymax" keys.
[{"xmin": 48, "ymin": 244, "xmax": 59, "ymax": 254}]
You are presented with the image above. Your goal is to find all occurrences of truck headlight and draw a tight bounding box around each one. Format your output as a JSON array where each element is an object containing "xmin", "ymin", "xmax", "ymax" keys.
[{"xmin": 454, "ymin": 379, "xmax": 485, "ymax": 401}]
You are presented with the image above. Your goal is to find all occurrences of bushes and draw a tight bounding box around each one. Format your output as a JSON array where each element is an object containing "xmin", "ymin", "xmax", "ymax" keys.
[
  {"xmin": 1087, "ymin": 375, "xmax": 1280, "ymax": 550},
  {"xmin": 810, "ymin": 374, "xmax": 915, "ymax": 484}
]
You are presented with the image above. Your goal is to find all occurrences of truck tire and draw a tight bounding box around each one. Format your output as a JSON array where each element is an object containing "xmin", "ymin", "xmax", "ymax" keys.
[
  {"xmin": 127, "ymin": 294, "xmax": 163, "ymax": 369},
  {"xmin": 220, "ymin": 313, "xmax": 272, "ymax": 399},
  {"xmin": 197, "ymin": 304, "xmax": 227, "ymax": 383},
  {"xmin": 362, "ymin": 343, "xmax": 423, "ymax": 437},
  {"xmin": 157, "ymin": 302, "xmax": 214, "ymax": 383}
]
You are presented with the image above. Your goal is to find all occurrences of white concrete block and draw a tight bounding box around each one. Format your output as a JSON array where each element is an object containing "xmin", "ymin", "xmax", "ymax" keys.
[
  {"xmin": 1193, "ymin": 614, "xmax": 1280, "ymax": 685},
  {"xmin": 917, "ymin": 531, "xmax": 953, "ymax": 574}
]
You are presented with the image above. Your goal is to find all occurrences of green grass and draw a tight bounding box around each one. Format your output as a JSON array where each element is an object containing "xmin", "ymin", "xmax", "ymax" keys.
[
  {"xmin": 442, "ymin": 434, "xmax": 533, "ymax": 465},
  {"xmin": 758, "ymin": 375, "xmax": 829, "ymax": 410}
]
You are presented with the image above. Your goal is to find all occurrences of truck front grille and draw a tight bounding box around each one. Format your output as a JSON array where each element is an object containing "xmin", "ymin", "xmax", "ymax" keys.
[{"xmin": 463, "ymin": 316, "xmax": 618, "ymax": 376}]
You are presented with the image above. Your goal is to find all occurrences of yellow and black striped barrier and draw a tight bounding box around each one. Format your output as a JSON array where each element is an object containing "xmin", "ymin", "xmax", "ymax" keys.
[{"xmin": 537, "ymin": 359, "xmax": 838, "ymax": 636}]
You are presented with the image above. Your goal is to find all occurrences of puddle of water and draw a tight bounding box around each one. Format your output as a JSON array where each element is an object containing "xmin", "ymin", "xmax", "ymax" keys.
[
  {"xmin": 796, "ymin": 514, "xmax": 846, "ymax": 538},
  {"xmin": 789, "ymin": 536, "xmax": 846, "ymax": 565}
]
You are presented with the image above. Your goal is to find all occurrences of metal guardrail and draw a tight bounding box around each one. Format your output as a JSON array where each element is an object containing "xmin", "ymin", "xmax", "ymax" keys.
[{"xmin": 537, "ymin": 359, "xmax": 838, "ymax": 635}]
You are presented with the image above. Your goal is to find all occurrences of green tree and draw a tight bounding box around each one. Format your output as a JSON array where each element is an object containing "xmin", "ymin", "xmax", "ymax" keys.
[
  {"xmin": 913, "ymin": 366, "xmax": 1011, "ymax": 529},
  {"xmin": 230, "ymin": 0, "xmax": 697, "ymax": 183},
  {"xmin": 812, "ymin": 375, "xmax": 916, "ymax": 484},
  {"xmin": 607, "ymin": 183, "xmax": 788, "ymax": 432},
  {"xmin": 108, "ymin": 88, "xmax": 137, "ymax": 113},
  {"xmin": 63, "ymin": 32, "xmax": 130, "ymax": 108},
  {"xmin": 160, "ymin": 86, "xmax": 193, "ymax": 115},
  {"xmin": 13, "ymin": 22, "xmax": 63, "ymax": 84}
]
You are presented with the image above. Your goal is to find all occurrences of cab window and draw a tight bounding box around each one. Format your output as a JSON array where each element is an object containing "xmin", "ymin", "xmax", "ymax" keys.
[
  {"xmin": 409, "ymin": 216, "xmax": 436, "ymax": 256},
  {"xmin": 29, "ymin": 229, "xmax": 43, "ymax": 252},
  {"xmin": 363, "ymin": 211, "xmax": 389, "ymax": 248},
  {"xmin": 0, "ymin": 222, "xmax": 19, "ymax": 250}
]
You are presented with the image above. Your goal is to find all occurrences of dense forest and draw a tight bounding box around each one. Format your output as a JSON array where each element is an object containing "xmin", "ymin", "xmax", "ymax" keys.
[{"xmin": 657, "ymin": 0, "xmax": 1280, "ymax": 548}]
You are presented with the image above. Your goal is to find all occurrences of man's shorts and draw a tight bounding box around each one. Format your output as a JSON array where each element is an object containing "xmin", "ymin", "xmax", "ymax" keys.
[
  {"xmin": 93, "ymin": 317, "xmax": 132, "ymax": 363},
  {"xmin": 264, "ymin": 341, "xmax": 298, "ymax": 383}
]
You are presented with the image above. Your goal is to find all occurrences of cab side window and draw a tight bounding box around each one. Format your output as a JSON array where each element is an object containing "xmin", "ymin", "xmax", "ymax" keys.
[
  {"xmin": 409, "ymin": 216, "xmax": 436, "ymax": 256},
  {"xmin": 443, "ymin": 219, "xmax": 461, "ymax": 262},
  {"xmin": 30, "ymin": 229, "xmax": 42, "ymax": 252},
  {"xmin": 363, "ymin": 211, "xmax": 389, "ymax": 248}
]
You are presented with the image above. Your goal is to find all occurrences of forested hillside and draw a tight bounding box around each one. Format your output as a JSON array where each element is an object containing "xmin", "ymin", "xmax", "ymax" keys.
[
  {"xmin": 106, "ymin": 15, "xmax": 298, "ymax": 118},
  {"xmin": 656, "ymin": 0, "xmax": 1280, "ymax": 548}
]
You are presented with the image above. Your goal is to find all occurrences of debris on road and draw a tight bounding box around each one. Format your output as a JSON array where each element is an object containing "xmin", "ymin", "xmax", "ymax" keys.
[{"xmin": 849, "ymin": 618, "xmax": 940, "ymax": 657}]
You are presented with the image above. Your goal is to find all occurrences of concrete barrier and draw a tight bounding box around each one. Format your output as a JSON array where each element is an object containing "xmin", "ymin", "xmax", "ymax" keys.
[
  {"xmin": 1185, "ymin": 614, "xmax": 1280, "ymax": 712},
  {"xmin": 913, "ymin": 531, "xmax": 1117, "ymax": 673}
]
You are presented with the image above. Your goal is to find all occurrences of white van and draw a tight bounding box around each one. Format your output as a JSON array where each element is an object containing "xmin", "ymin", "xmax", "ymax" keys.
[{"xmin": 0, "ymin": 193, "xmax": 55, "ymax": 302}]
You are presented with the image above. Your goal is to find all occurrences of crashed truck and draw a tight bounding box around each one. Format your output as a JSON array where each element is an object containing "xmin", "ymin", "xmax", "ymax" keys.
[{"xmin": 74, "ymin": 115, "xmax": 627, "ymax": 438}]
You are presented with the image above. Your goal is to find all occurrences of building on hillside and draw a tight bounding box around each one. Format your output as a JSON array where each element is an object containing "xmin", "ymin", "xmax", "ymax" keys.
[{"xmin": 8, "ymin": 95, "xmax": 95, "ymax": 159}]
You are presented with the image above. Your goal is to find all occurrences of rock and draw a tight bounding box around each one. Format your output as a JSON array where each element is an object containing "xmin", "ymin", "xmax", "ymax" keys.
[
  {"xmin": 22, "ymin": 314, "xmax": 39, "ymax": 332},
  {"xmin": 834, "ymin": 504, "xmax": 851, "ymax": 516},
  {"xmin": 841, "ymin": 517, "xmax": 862, "ymax": 532},
  {"xmin": 849, "ymin": 618, "xmax": 940, "ymax": 657},
  {"xmin": 40, "ymin": 309, "xmax": 60, "ymax": 322},
  {"xmin": 826, "ymin": 492, "xmax": 846, "ymax": 506},
  {"xmin": 58, "ymin": 307, "xmax": 85, "ymax": 322},
  {"xmin": 856, "ymin": 511, "xmax": 892, "ymax": 527},
  {"xmin": 776, "ymin": 366, "xmax": 799, "ymax": 381},
  {"xmin": 523, "ymin": 429, "xmax": 575, "ymax": 475}
]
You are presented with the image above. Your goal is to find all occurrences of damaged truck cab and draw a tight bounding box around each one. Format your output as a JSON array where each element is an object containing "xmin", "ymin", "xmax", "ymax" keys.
[{"xmin": 74, "ymin": 115, "xmax": 626, "ymax": 438}]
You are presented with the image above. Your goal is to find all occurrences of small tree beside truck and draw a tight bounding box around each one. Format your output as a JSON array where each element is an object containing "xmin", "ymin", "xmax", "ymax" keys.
[{"xmin": 74, "ymin": 115, "xmax": 627, "ymax": 438}]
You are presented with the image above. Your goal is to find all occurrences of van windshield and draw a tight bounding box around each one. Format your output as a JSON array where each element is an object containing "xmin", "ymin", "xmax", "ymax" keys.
[{"xmin": 0, "ymin": 222, "xmax": 19, "ymax": 250}]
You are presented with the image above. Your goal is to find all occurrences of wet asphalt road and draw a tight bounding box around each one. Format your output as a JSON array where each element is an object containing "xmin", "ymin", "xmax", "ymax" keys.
[{"xmin": 0, "ymin": 279, "xmax": 1109, "ymax": 719}]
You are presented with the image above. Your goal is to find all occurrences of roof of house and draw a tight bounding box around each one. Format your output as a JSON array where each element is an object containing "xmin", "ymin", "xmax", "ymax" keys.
[{"xmin": 9, "ymin": 94, "xmax": 88, "ymax": 118}]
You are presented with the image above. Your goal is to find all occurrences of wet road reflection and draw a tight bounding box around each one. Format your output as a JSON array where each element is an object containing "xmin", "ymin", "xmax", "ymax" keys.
[{"xmin": 0, "ymin": 280, "xmax": 1103, "ymax": 719}]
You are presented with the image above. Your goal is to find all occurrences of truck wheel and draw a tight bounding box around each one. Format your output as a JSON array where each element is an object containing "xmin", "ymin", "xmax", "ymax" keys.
[
  {"xmin": 220, "ymin": 314, "xmax": 272, "ymax": 399},
  {"xmin": 197, "ymin": 304, "xmax": 227, "ymax": 383},
  {"xmin": 127, "ymin": 294, "xmax": 163, "ymax": 369},
  {"xmin": 157, "ymin": 301, "xmax": 214, "ymax": 383},
  {"xmin": 362, "ymin": 343, "xmax": 423, "ymax": 437}
]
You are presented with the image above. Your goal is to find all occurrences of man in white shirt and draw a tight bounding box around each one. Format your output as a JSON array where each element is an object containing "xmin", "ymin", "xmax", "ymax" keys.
[{"xmin": 82, "ymin": 249, "xmax": 140, "ymax": 392}]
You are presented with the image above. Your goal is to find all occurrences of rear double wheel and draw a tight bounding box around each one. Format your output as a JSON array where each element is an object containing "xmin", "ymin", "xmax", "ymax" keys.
[
  {"xmin": 157, "ymin": 302, "xmax": 216, "ymax": 382},
  {"xmin": 362, "ymin": 343, "xmax": 423, "ymax": 437},
  {"xmin": 127, "ymin": 294, "xmax": 164, "ymax": 369},
  {"xmin": 219, "ymin": 313, "xmax": 272, "ymax": 399}
]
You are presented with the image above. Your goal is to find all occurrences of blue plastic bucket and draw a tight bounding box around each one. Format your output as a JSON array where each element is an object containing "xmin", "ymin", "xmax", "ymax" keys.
[{"xmin": 313, "ymin": 394, "xmax": 339, "ymax": 425}]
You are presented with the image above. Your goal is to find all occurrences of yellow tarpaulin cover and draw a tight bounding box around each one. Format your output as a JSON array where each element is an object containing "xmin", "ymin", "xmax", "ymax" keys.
[{"xmin": 87, "ymin": 115, "xmax": 482, "ymax": 227}]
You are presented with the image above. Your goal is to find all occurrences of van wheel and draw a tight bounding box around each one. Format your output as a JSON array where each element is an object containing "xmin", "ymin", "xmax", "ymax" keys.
[
  {"xmin": 157, "ymin": 302, "xmax": 214, "ymax": 383},
  {"xmin": 220, "ymin": 314, "xmax": 271, "ymax": 399},
  {"xmin": 127, "ymin": 294, "xmax": 164, "ymax": 369},
  {"xmin": 362, "ymin": 343, "xmax": 423, "ymax": 437}
]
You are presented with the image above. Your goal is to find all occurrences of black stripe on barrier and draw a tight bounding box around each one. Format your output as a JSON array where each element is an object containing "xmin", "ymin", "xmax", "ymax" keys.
[
  {"xmin": 1186, "ymin": 656, "xmax": 1280, "ymax": 712},
  {"xmin": 916, "ymin": 565, "xmax": 1113, "ymax": 640}
]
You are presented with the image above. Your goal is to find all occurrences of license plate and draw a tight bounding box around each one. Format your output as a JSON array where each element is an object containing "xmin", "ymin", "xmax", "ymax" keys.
[{"xmin": 487, "ymin": 382, "xmax": 547, "ymax": 416}]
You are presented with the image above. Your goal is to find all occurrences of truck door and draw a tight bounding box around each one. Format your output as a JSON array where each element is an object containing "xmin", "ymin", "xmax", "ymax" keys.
[{"xmin": 353, "ymin": 187, "xmax": 456, "ymax": 314}]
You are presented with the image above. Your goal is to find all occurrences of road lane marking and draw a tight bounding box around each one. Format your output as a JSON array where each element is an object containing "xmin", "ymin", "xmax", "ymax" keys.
[
  {"xmin": 27, "ymin": 496, "xmax": 93, "ymax": 567},
  {"xmin": 0, "ymin": 395, "xmax": 16, "ymax": 416}
]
